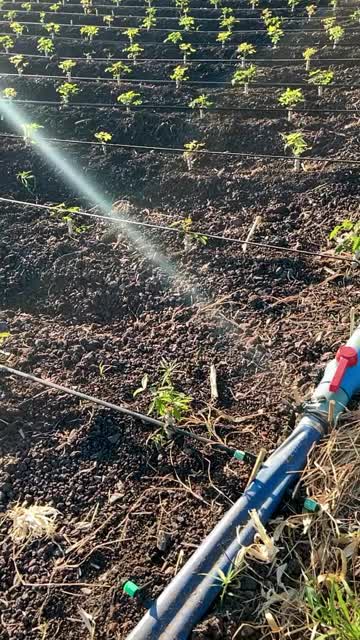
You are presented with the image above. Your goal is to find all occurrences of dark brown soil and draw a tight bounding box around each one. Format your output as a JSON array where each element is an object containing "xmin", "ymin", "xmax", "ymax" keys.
[{"xmin": 0, "ymin": 1, "xmax": 359, "ymax": 639}]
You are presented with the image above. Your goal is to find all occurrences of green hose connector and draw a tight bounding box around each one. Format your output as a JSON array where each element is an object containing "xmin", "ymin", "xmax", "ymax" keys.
[
  {"xmin": 303, "ymin": 498, "xmax": 320, "ymax": 512},
  {"xmin": 233, "ymin": 449, "xmax": 246, "ymax": 462},
  {"xmin": 123, "ymin": 580, "xmax": 140, "ymax": 598}
]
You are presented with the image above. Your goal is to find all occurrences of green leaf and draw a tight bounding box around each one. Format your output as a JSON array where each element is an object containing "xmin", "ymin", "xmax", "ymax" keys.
[{"xmin": 133, "ymin": 373, "xmax": 149, "ymax": 398}]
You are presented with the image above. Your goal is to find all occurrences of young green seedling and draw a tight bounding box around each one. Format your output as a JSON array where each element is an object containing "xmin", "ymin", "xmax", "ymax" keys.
[
  {"xmin": 80, "ymin": 0, "xmax": 92, "ymax": 15},
  {"xmin": 124, "ymin": 27, "xmax": 140, "ymax": 43},
  {"xmin": 261, "ymin": 9, "xmax": 273, "ymax": 27},
  {"xmin": 308, "ymin": 68, "xmax": 334, "ymax": 97},
  {"xmin": 103, "ymin": 14, "xmax": 114, "ymax": 28},
  {"xmin": 37, "ymin": 36, "xmax": 54, "ymax": 56},
  {"xmin": 117, "ymin": 90, "xmax": 142, "ymax": 112},
  {"xmin": 58, "ymin": 59, "xmax": 76, "ymax": 80},
  {"xmin": 329, "ymin": 219, "xmax": 360, "ymax": 255},
  {"xmin": 305, "ymin": 4, "xmax": 317, "ymax": 20},
  {"xmin": 216, "ymin": 30, "xmax": 232, "ymax": 47},
  {"xmin": 84, "ymin": 52, "xmax": 93, "ymax": 64},
  {"xmin": 21, "ymin": 2, "xmax": 32, "ymax": 11},
  {"xmin": 22, "ymin": 122, "xmax": 43, "ymax": 145},
  {"xmin": 56, "ymin": 81, "xmax": 79, "ymax": 105},
  {"xmin": 183, "ymin": 140, "xmax": 205, "ymax": 171},
  {"xmin": 175, "ymin": 0, "xmax": 189, "ymax": 14},
  {"xmin": 278, "ymin": 87, "xmax": 304, "ymax": 121},
  {"xmin": 303, "ymin": 47, "xmax": 317, "ymax": 70},
  {"xmin": 123, "ymin": 43, "xmax": 143, "ymax": 63},
  {"xmin": 111, "ymin": 0, "xmax": 122, "ymax": 6},
  {"xmin": 236, "ymin": 42, "xmax": 256, "ymax": 68},
  {"xmin": 330, "ymin": 0, "xmax": 337, "ymax": 12},
  {"xmin": 141, "ymin": 15, "xmax": 156, "ymax": 30},
  {"xmin": 105, "ymin": 60, "xmax": 132, "ymax": 84},
  {"xmin": 267, "ymin": 22, "xmax": 284, "ymax": 48},
  {"xmin": 39, "ymin": 11, "xmax": 46, "ymax": 23},
  {"xmin": 220, "ymin": 15, "xmax": 237, "ymax": 31},
  {"xmin": 0, "ymin": 36, "xmax": 14, "ymax": 53},
  {"xmin": 10, "ymin": 21, "xmax": 25, "ymax": 37},
  {"xmin": 179, "ymin": 15, "xmax": 195, "ymax": 30},
  {"xmin": 170, "ymin": 64, "xmax": 189, "ymax": 88},
  {"xmin": 9, "ymin": 54, "xmax": 28, "ymax": 75},
  {"xmin": 281, "ymin": 131, "xmax": 310, "ymax": 170},
  {"xmin": 49, "ymin": 2, "xmax": 60, "ymax": 11},
  {"xmin": 188, "ymin": 94, "xmax": 213, "ymax": 119},
  {"xmin": 171, "ymin": 216, "xmax": 208, "ymax": 250},
  {"xmin": 94, "ymin": 131, "xmax": 112, "ymax": 154},
  {"xmin": 2, "ymin": 87, "xmax": 17, "ymax": 100},
  {"xmin": 350, "ymin": 9, "xmax": 360, "ymax": 24},
  {"xmin": 328, "ymin": 24, "xmax": 344, "ymax": 48},
  {"xmin": 17, "ymin": 170, "xmax": 35, "ymax": 194},
  {"xmin": 231, "ymin": 65, "xmax": 257, "ymax": 95},
  {"xmin": 209, "ymin": 0, "xmax": 221, "ymax": 8},
  {"xmin": 179, "ymin": 42, "xmax": 196, "ymax": 63},
  {"xmin": 5, "ymin": 10, "xmax": 17, "ymax": 20},
  {"xmin": 248, "ymin": 0, "xmax": 259, "ymax": 9},
  {"xmin": 44, "ymin": 22, "xmax": 61, "ymax": 39},
  {"xmin": 221, "ymin": 7, "xmax": 233, "ymax": 17},
  {"xmin": 288, "ymin": 0, "xmax": 300, "ymax": 13},
  {"xmin": 147, "ymin": 361, "xmax": 192, "ymax": 422},
  {"xmin": 80, "ymin": 25, "xmax": 98, "ymax": 41},
  {"xmin": 164, "ymin": 31, "xmax": 183, "ymax": 44},
  {"xmin": 322, "ymin": 16, "xmax": 336, "ymax": 32}
]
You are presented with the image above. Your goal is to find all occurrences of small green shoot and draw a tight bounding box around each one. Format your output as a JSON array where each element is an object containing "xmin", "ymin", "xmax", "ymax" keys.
[
  {"xmin": 281, "ymin": 131, "xmax": 310, "ymax": 170},
  {"xmin": 2, "ymin": 87, "xmax": 17, "ymax": 101},
  {"xmin": 141, "ymin": 15, "xmax": 156, "ymax": 30},
  {"xmin": 179, "ymin": 15, "xmax": 196, "ymax": 30},
  {"xmin": 164, "ymin": 31, "xmax": 183, "ymax": 44},
  {"xmin": 124, "ymin": 27, "xmax": 140, "ymax": 43},
  {"xmin": 17, "ymin": 170, "xmax": 35, "ymax": 194},
  {"xmin": 248, "ymin": 0, "xmax": 259, "ymax": 8},
  {"xmin": 123, "ymin": 43, "xmax": 143, "ymax": 63},
  {"xmin": 278, "ymin": 88, "xmax": 304, "ymax": 121},
  {"xmin": 219, "ymin": 15, "xmax": 237, "ymax": 31},
  {"xmin": 329, "ymin": 219, "xmax": 360, "ymax": 255},
  {"xmin": 117, "ymin": 90, "xmax": 142, "ymax": 112},
  {"xmin": 171, "ymin": 216, "xmax": 208, "ymax": 250},
  {"xmin": 58, "ymin": 59, "xmax": 77, "ymax": 80},
  {"xmin": 305, "ymin": 4, "xmax": 317, "ymax": 20},
  {"xmin": 179, "ymin": 42, "xmax": 196, "ymax": 63},
  {"xmin": 94, "ymin": 130, "xmax": 112, "ymax": 154},
  {"xmin": 288, "ymin": 0, "xmax": 300, "ymax": 12},
  {"xmin": 216, "ymin": 30, "xmax": 232, "ymax": 47},
  {"xmin": 80, "ymin": 25, "xmax": 98, "ymax": 41},
  {"xmin": 322, "ymin": 16, "xmax": 336, "ymax": 32},
  {"xmin": 21, "ymin": 2, "xmax": 32, "ymax": 11},
  {"xmin": 170, "ymin": 64, "xmax": 189, "ymax": 88},
  {"xmin": 267, "ymin": 22, "xmax": 284, "ymax": 48},
  {"xmin": 188, "ymin": 94, "xmax": 213, "ymax": 119},
  {"xmin": 308, "ymin": 68, "xmax": 334, "ymax": 97},
  {"xmin": 49, "ymin": 2, "xmax": 61, "ymax": 11},
  {"xmin": 350, "ymin": 9, "xmax": 360, "ymax": 24},
  {"xmin": 44, "ymin": 19, "xmax": 61, "ymax": 37},
  {"xmin": 56, "ymin": 82, "xmax": 79, "ymax": 105},
  {"xmin": 231, "ymin": 65, "xmax": 257, "ymax": 95},
  {"xmin": 328, "ymin": 24, "xmax": 344, "ymax": 48},
  {"xmin": 183, "ymin": 139, "xmax": 205, "ymax": 171},
  {"xmin": 37, "ymin": 36, "xmax": 54, "ymax": 56},
  {"xmin": 149, "ymin": 361, "xmax": 192, "ymax": 421},
  {"xmin": 9, "ymin": 54, "xmax": 28, "ymax": 75},
  {"xmin": 105, "ymin": 61, "xmax": 132, "ymax": 84},
  {"xmin": 303, "ymin": 47, "xmax": 317, "ymax": 70},
  {"xmin": 0, "ymin": 36, "xmax": 14, "ymax": 53},
  {"xmin": 236, "ymin": 42, "xmax": 256, "ymax": 67},
  {"xmin": 22, "ymin": 122, "xmax": 43, "ymax": 145},
  {"xmin": 10, "ymin": 21, "xmax": 26, "ymax": 37},
  {"xmin": 103, "ymin": 14, "xmax": 114, "ymax": 28}
]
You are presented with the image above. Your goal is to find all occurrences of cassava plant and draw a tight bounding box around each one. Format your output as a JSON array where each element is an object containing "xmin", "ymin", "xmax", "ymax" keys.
[
  {"xmin": 123, "ymin": 43, "xmax": 143, "ymax": 63},
  {"xmin": 171, "ymin": 216, "xmax": 208, "ymax": 250},
  {"xmin": 10, "ymin": 21, "xmax": 25, "ymax": 37},
  {"xmin": 267, "ymin": 22, "xmax": 284, "ymax": 48},
  {"xmin": 134, "ymin": 361, "xmax": 192, "ymax": 423},
  {"xmin": 183, "ymin": 140, "xmax": 204, "ymax": 171},
  {"xmin": 209, "ymin": 0, "xmax": 221, "ymax": 9},
  {"xmin": 80, "ymin": 0, "xmax": 92, "ymax": 14},
  {"xmin": 0, "ymin": 36, "xmax": 14, "ymax": 53},
  {"xmin": 216, "ymin": 30, "xmax": 232, "ymax": 47},
  {"xmin": 261, "ymin": 9, "xmax": 273, "ymax": 27},
  {"xmin": 22, "ymin": 122, "xmax": 43, "ymax": 144},
  {"xmin": 236, "ymin": 42, "xmax": 256, "ymax": 68},
  {"xmin": 49, "ymin": 2, "xmax": 61, "ymax": 11},
  {"xmin": 308, "ymin": 68, "xmax": 334, "ymax": 97},
  {"xmin": 37, "ymin": 36, "xmax": 54, "ymax": 56},
  {"xmin": 2, "ymin": 87, "xmax": 17, "ymax": 100},
  {"xmin": 220, "ymin": 15, "xmax": 237, "ymax": 31},
  {"xmin": 39, "ymin": 11, "xmax": 46, "ymax": 23},
  {"xmin": 322, "ymin": 16, "xmax": 336, "ymax": 32},
  {"xmin": 103, "ymin": 14, "xmax": 114, "ymax": 28},
  {"xmin": 179, "ymin": 42, "xmax": 196, "ymax": 63},
  {"xmin": 303, "ymin": 47, "xmax": 317, "ymax": 70},
  {"xmin": 278, "ymin": 87, "xmax": 304, "ymax": 121},
  {"xmin": 164, "ymin": 31, "xmax": 183, "ymax": 44},
  {"xmin": 305, "ymin": 4, "xmax": 317, "ymax": 20},
  {"xmin": 179, "ymin": 15, "xmax": 195, "ymax": 30},
  {"xmin": 281, "ymin": 131, "xmax": 310, "ymax": 170},
  {"xmin": 141, "ymin": 14, "xmax": 156, "ymax": 30},
  {"xmin": 5, "ymin": 9, "xmax": 17, "ymax": 19},
  {"xmin": 328, "ymin": 24, "xmax": 344, "ymax": 48},
  {"xmin": 124, "ymin": 27, "xmax": 140, "ymax": 43},
  {"xmin": 231, "ymin": 64, "xmax": 256, "ymax": 95},
  {"xmin": 58, "ymin": 59, "xmax": 76, "ymax": 80},
  {"xmin": 117, "ymin": 90, "xmax": 142, "ymax": 112},
  {"xmin": 330, "ymin": 0, "xmax": 337, "ymax": 11},
  {"xmin": 189, "ymin": 94, "xmax": 213, "ymax": 119},
  {"xmin": 105, "ymin": 60, "xmax": 132, "ymax": 84},
  {"xmin": 94, "ymin": 131, "xmax": 112, "ymax": 154},
  {"xmin": 248, "ymin": 0, "xmax": 259, "ymax": 9},
  {"xmin": 288, "ymin": 0, "xmax": 300, "ymax": 12},
  {"xmin": 44, "ymin": 22, "xmax": 61, "ymax": 39},
  {"xmin": 350, "ymin": 9, "xmax": 360, "ymax": 24},
  {"xmin": 80, "ymin": 25, "xmax": 98, "ymax": 41},
  {"xmin": 56, "ymin": 81, "xmax": 79, "ymax": 105},
  {"xmin": 9, "ymin": 54, "xmax": 28, "ymax": 75},
  {"xmin": 170, "ymin": 64, "xmax": 189, "ymax": 88},
  {"xmin": 17, "ymin": 170, "xmax": 36, "ymax": 194},
  {"xmin": 329, "ymin": 219, "xmax": 360, "ymax": 255},
  {"xmin": 21, "ymin": 2, "xmax": 32, "ymax": 10}
]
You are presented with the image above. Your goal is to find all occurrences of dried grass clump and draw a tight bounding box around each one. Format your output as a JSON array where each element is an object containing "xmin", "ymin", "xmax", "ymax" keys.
[{"xmin": 8, "ymin": 503, "xmax": 59, "ymax": 544}]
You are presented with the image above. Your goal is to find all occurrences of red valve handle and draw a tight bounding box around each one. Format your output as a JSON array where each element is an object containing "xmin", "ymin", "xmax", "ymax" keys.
[{"xmin": 329, "ymin": 345, "xmax": 358, "ymax": 393}]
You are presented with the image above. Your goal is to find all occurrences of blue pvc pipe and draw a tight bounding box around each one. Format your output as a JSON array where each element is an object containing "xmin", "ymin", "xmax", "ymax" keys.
[{"xmin": 127, "ymin": 326, "xmax": 360, "ymax": 640}]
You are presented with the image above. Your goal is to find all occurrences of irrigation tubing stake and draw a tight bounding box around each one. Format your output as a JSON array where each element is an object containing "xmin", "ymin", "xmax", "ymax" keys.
[
  {"xmin": 0, "ymin": 196, "xmax": 355, "ymax": 264},
  {"xmin": 2, "ymin": 72, "xmax": 360, "ymax": 90},
  {"xmin": 0, "ymin": 364, "xmax": 256, "ymax": 463},
  {"xmin": 9, "ymin": 98, "xmax": 360, "ymax": 115}
]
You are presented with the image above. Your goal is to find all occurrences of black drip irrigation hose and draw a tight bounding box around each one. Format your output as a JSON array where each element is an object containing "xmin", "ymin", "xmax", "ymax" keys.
[
  {"xmin": 0, "ymin": 364, "xmax": 256, "ymax": 464},
  {"xmin": 8, "ymin": 98, "xmax": 360, "ymax": 115},
  {"xmin": 2, "ymin": 72, "xmax": 360, "ymax": 89},
  {"xmin": 3, "ymin": 0, "xmax": 360, "ymax": 10},
  {"xmin": 0, "ymin": 196, "xmax": 355, "ymax": 264}
]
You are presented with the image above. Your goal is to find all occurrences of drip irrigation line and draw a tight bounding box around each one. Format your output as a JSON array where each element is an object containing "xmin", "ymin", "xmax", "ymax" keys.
[
  {"xmin": 0, "ymin": 363, "xmax": 257, "ymax": 463},
  {"xmin": 0, "ymin": 7, "xmax": 355, "ymax": 24},
  {"xmin": 2, "ymin": 71, "xmax": 360, "ymax": 89},
  {"xmin": 4, "ymin": 18, "xmax": 354, "ymax": 33},
  {"xmin": 0, "ymin": 196, "xmax": 356, "ymax": 264},
  {"xmin": 1, "ymin": 50, "xmax": 360, "ymax": 66},
  {"xmin": 2, "ymin": 133, "xmax": 360, "ymax": 167},
  {"xmin": 0, "ymin": 30, "xmax": 357, "ymax": 49},
  {"xmin": 9, "ymin": 98, "xmax": 360, "ymax": 115}
]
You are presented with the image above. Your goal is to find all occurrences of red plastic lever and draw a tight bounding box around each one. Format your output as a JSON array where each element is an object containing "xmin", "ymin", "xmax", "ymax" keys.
[{"xmin": 329, "ymin": 345, "xmax": 358, "ymax": 392}]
